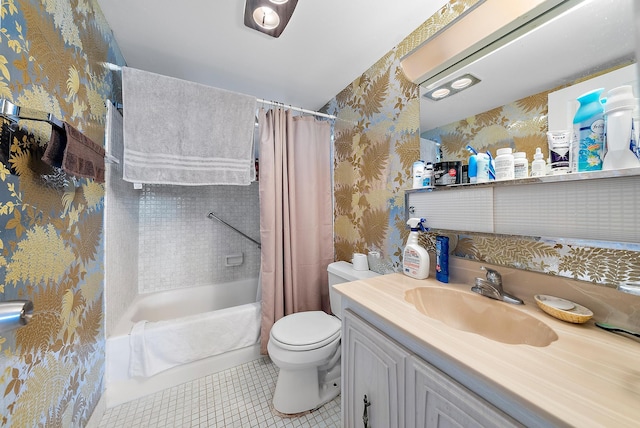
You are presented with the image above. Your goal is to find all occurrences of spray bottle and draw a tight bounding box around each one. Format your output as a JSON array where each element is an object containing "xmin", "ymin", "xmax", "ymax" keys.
[{"xmin": 403, "ymin": 218, "xmax": 430, "ymax": 279}]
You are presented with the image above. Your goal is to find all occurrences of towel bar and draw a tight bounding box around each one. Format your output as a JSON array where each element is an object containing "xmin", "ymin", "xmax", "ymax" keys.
[{"xmin": 0, "ymin": 98, "xmax": 64, "ymax": 129}]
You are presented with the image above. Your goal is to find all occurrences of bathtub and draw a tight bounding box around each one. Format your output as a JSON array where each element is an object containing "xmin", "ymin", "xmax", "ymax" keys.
[{"xmin": 105, "ymin": 278, "xmax": 262, "ymax": 407}]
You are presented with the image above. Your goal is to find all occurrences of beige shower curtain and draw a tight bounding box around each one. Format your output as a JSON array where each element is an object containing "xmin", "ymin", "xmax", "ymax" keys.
[{"xmin": 258, "ymin": 108, "xmax": 334, "ymax": 354}]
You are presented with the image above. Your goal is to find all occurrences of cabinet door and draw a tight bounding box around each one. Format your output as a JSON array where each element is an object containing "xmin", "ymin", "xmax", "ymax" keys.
[
  {"xmin": 343, "ymin": 311, "xmax": 409, "ymax": 428},
  {"xmin": 407, "ymin": 356, "xmax": 523, "ymax": 428}
]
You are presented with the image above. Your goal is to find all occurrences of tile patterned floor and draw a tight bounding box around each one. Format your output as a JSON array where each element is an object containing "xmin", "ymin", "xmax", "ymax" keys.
[{"xmin": 99, "ymin": 357, "xmax": 342, "ymax": 427}]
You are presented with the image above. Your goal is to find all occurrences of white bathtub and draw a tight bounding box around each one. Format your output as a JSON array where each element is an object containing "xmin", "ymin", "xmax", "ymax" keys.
[{"xmin": 105, "ymin": 278, "xmax": 262, "ymax": 407}]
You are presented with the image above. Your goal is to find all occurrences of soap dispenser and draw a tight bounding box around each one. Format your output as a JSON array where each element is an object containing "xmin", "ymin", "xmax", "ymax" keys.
[{"xmin": 403, "ymin": 218, "xmax": 430, "ymax": 279}]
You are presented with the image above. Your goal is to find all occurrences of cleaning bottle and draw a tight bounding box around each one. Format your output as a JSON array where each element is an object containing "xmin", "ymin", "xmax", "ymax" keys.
[
  {"xmin": 435, "ymin": 236, "xmax": 449, "ymax": 283},
  {"xmin": 403, "ymin": 218, "xmax": 430, "ymax": 279}
]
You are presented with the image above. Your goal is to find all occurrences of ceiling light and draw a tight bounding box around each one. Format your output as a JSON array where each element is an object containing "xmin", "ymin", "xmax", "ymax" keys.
[
  {"xmin": 423, "ymin": 73, "xmax": 481, "ymax": 101},
  {"xmin": 244, "ymin": 0, "xmax": 298, "ymax": 38},
  {"xmin": 253, "ymin": 6, "xmax": 280, "ymax": 29},
  {"xmin": 431, "ymin": 88, "xmax": 451, "ymax": 99},
  {"xmin": 451, "ymin": 77, "xmax": 473, "ymax": 90}
]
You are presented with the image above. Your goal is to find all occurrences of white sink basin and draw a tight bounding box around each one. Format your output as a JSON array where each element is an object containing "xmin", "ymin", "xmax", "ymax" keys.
[{"xmin": 405, "ymin": 287, "xmax": 558, "ymax": 347}]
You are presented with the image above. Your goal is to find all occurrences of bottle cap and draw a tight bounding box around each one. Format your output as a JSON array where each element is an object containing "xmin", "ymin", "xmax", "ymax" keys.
[
  {"xmin": 605, "ymin": 85, "xmax": 636, "ymax": 113},
  {"xmin": 533, "ymin": 147, "xmax": 544, "ymax": 160},
  {"xmin": 497, "ymin": 147, "xmax": 513, "ymax": 156},
  {"xmin": 513, "ymin": 152, "xmax": 527, "ymax": 159}
]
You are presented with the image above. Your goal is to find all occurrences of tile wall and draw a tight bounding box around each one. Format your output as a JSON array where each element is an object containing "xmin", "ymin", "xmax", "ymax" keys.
[
  {"xmin": 137, "ymin": 183, "xmax": 261, "ymax": 293},
  {"xmin": 105, "ymin": 157, "xmax": 140, "ymax": 336}
]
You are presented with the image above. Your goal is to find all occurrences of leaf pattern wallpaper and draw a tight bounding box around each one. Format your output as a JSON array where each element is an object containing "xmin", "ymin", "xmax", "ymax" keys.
[
  {"xmin": 326, "ymin": 0, "xmax": 482, "ymax": 268},
  {"xmin": 0, "ymin": 0, "xmax": 122, "ymax": 426},
  {"xmin": 326, "ymin": 0, "xmax": 640, "ymax": 292}
]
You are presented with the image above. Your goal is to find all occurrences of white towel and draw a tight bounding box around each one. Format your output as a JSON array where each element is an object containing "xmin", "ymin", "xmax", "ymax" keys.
[
  {"xmin": 105, "ymin": 101, "xmax": 124, "ymax": 165},
  {"xmin": 128, "ymin": 302, "xmax": 261, "ymax": 378},
  {"xmin": 122, "ymin": 67, "xmax": 257, "ymax": 186}
]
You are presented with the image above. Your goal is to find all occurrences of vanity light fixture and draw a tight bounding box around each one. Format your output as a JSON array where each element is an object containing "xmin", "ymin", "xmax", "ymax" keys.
[
  {"xmin": 423, "ymin": 73, "xmax": 481, "ymax": 101},
  {"xmin": 244, "ymin": 0, "xmax": 299, "ymax": 38}
]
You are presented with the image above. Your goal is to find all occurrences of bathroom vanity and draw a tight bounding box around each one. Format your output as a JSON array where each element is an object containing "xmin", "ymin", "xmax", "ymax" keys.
[
  {"xmin": 335, "ymin": 261, "xmax": 640, "ymax": 427},
  {"xmin": 342, "ymin": 310, "xmax": 521, "ymax": 427}
]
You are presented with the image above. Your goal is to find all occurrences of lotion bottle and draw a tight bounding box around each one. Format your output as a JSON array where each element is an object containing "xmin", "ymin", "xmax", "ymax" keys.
[{"xmin": 403, "ymin": 218, "xmax": 430, "ymax": 279}]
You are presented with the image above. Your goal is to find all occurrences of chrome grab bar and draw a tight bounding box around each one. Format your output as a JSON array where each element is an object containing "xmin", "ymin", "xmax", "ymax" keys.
[{"xmin": 207, "ymin": 212, "xmax": 261, "ymax": 249}]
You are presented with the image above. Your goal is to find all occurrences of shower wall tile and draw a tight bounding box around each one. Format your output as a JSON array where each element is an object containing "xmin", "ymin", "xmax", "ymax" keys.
[
  {"xmin": 105, "ymin": 162, "xmax": 140, "ymax": 337},
  {"xmin": 138, "ymin": 183, "xmax": 260, "ymax": 293}
]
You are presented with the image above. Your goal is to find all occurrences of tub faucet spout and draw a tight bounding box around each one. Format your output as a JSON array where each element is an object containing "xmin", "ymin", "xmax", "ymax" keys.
[{"xmin": 471, "ymin": 266, "xmax": 523, "ymax": 305}]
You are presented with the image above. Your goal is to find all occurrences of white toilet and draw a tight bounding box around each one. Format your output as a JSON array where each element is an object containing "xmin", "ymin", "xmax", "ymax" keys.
[{"xmin": 267, "ymin": 261, "xmax": 380, "ymax": 414}]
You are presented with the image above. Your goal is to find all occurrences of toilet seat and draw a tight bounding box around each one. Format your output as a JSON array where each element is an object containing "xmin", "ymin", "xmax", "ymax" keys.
[{"xmin": 270, "ymin": 311, "xmax": 341, "ymax": 351}]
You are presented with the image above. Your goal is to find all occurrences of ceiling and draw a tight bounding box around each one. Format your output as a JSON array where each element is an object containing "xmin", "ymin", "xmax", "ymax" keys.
[{"xmin": 96, "ymin": 0, "xmax": 448, "ymax": 112}]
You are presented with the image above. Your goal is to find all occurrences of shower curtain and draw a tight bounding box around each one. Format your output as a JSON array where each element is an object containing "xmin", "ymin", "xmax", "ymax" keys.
[{"xmin": 258, "ymin": 108, "xmax": 334, "ymax": 354}]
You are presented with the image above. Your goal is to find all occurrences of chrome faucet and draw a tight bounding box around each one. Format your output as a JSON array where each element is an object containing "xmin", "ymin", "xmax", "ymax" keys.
[{"xmin": 471, "ymin": 266, "xmax": 523, "ymax": 305}]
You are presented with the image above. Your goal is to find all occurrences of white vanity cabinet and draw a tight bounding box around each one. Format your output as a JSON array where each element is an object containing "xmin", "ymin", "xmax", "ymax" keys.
[
  {"xmin": 343, "ymin": 310, "xmax": 521, "ymax": 428},
  {"xmin": 342, "ymin": 309, "xmax": 409, "ymax": 428},
  {"xmin": 407, "ymin": 356, "xmax": 522, "ymax": 428}
]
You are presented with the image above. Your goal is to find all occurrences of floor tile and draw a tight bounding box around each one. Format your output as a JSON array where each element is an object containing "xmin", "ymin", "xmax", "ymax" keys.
[{"xmin": 99, "ymin": 357, "xmax": 341, "ymax": 427}]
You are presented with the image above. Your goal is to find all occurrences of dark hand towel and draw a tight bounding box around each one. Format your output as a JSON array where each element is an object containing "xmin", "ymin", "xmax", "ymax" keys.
[
  {"xmin": 43, "ymin": 122, "xmax": 105, "ymax": 183},
  {"xmin": 42, "ymin": 124, "xmax": 66, "ymax": 168}
]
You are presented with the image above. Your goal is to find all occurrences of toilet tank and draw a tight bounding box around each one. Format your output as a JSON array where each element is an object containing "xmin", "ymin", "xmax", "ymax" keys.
[{"xmin": 327, "ymin": 261, "xmax": 380, "ymax": 318}]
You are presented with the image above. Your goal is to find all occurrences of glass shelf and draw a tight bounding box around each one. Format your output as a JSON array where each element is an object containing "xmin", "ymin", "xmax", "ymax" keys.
[
  {"xmin": 406, "ymin": 166, "xmax": 640, "ymax": 194},
  {"xmin": 405, "ymin": 167, "xmax": 640, "ymax": 243}
]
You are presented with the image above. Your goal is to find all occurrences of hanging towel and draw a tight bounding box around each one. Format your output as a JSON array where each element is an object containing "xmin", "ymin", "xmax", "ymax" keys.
[
  {"xmin": 105, "ymin": 101, "xmax": 124, "ymax": 166},
  {"xmin": 121, "ymin": 66, "xmax": 257, "ymax": 186},
  {"xmin": 43, "ymin": 122, "xmax": 106, "ymax": 182}
]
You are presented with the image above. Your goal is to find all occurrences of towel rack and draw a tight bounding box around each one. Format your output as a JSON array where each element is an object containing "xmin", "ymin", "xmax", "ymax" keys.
[
  {"xmin": 0, "ymin": 98, "xmax": 121, "ymax": 165},
  {"xmin": 207, "ymin": 212, "xmax": 261, "ymax": 249},
  {"xmin": 0, "ymin": 98, "xmax": 64, "ymax": 130}
]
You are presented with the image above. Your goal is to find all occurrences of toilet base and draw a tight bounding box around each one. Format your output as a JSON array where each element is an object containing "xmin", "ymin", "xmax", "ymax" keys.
[{"xmin": 272, "ymin": 365, "xmax": 341, "ymax": 415}]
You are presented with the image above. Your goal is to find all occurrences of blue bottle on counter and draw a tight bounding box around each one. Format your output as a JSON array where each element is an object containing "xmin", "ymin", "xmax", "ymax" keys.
[{"xmin": 436, "ymin": 236, "xmax": 449, "ymax": 283}]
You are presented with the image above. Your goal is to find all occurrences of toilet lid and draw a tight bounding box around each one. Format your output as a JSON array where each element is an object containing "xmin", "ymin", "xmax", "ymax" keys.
[{"xmin": 270, "ymin": 311, "xmax": 341, "ymax": 351}]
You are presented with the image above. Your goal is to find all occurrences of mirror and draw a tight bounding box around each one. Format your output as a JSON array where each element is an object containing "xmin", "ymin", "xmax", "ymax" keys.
[{"xmin": 418, "ymin": 0, "xmax": 637, "ymax": 161}]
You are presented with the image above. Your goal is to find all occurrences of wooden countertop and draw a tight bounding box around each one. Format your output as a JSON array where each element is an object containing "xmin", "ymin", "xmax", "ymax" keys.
[{"xmin": 335, "ymin": 273, "xmax": 640, "ymax": 427}]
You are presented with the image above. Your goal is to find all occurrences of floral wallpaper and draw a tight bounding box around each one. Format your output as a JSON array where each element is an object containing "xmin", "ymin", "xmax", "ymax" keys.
[
  {"xmin": 0, "ymin": 0, "xmax": 122, "ymax": 426},
  {"xmin": 327, "ymin": 0, "xmax": 640, "ymax": 292},
  {"xmin": 423, "ymin": 90, "xmax": 549, "ymax": 164},
  {"xmin": 325, "ymin": 0, "xmax": 481, "ymax": 267}
]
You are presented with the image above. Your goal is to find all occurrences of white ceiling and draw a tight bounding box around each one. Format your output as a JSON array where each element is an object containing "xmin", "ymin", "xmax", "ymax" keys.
[{"xmin": 96, "ymin": 0, "xmax": 448, "ymax": 111}]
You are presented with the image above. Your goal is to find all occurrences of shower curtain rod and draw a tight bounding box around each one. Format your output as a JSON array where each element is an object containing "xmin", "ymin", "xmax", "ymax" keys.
[{"xmin": 257, "ymin": 98, "xmax": 336, "ymax": 120}]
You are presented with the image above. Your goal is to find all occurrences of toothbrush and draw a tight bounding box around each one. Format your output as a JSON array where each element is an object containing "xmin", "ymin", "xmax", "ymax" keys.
[
  {"xmin": 595, "ymin": 322, "xmax": 640, "ymax": 338},
  {"xmin": 465, "ymin": 145, "xmax": 478, "ymax": 155}
]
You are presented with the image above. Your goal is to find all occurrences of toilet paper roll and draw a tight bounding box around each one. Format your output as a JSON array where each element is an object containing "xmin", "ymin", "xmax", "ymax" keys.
[{"xmin": 352, "ymin": 253, "xmax": 369, "ymax": 271}]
